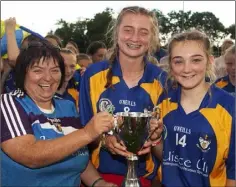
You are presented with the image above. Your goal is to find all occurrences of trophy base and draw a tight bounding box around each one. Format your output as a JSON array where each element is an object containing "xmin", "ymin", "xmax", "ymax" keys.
[{"xmin": 121, "ymin": 179, "xmax": 141, "ymax": 187}]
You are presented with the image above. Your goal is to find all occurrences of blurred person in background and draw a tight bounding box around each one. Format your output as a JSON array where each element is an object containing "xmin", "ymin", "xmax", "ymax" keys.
[
  {"xmin": 86, "ymin": 41, "xmax": 107, "ymax": 63},
  {"xmin": 214, "ymin": 39, "xmax": 234, "ymax": 79}
]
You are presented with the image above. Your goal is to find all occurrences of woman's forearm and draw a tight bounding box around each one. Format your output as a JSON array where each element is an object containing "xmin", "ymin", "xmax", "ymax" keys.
[{"xmin": 2, "ymin": 128, "xmax": 94, "ymax": 168}]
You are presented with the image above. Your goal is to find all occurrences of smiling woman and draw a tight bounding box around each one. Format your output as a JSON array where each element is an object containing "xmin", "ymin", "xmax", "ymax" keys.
[{"xmin": 1, "ymin": 40, "xmax": 117, "ymax": 187}]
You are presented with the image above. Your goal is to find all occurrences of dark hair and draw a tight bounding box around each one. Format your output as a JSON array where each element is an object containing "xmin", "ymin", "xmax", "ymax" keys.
[
  {"xmin": 45, "ymin": 34, "xmax": 63, "ymax": 48},
  {"xmin": 86, "ymin": 41, "xmax": 107, "ymax": 55},
  {"xmin": 15, "ymin": 40, "xmax": 65, "ymax": 91},
  {"xmin": 21, "ymin": 35, "xmax": 45, "ymax": 49},
  {"xmin": 67, "ymin": 40, "xmax": 79, "ymax": 53}
]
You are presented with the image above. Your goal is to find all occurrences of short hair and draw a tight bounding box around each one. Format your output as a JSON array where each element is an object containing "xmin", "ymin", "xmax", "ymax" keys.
[
  {"xmin": 21, "ymin": 35, "xmax": 45, "ymax": 49},
  {"xmin": 224, "ymin": 44, "xmax": 235, "ymax": 59},
  {"xmin": 15, "ymin": 40, "xmax": 65, "ymax": 91},
  {"xmin": 67, "ymin": 40, "xmax": 79, "ymax": 53},
  {"xmin": 76, "ymin": 53, "xmax": 91, "ymax": 62},
  {"xmin": 45, "ymin": 34, "xmax": 63, "ymax": 48},
  {"xmin": 86, "ymin": 41, "xmax": 106, "ymax": 55},
  {"xmin": 221, "ymin": 39, "xmax": 234, "ymax": 55}
]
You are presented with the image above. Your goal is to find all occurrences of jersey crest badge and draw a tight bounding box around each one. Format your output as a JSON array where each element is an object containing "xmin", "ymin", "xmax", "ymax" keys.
[{"xmin": 197, "ymin": 134, "xmax": 211, "ymax": 152}]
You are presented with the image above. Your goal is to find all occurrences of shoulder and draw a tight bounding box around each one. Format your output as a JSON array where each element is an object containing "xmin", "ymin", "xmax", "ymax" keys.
[
  {"xmin": 211, "ymin": 85, "xmax": 235, "ymax": 112},
  {"xmin": 215, "ymin": 76, "xmax": 228, "ymax": 88},
  {"xmin": 146, "ymin": 62, "xmax": 168, "ymax": 86},
  {"xmin": 83, "ymin": 60, "xmax": 110, "ymax": 78}
]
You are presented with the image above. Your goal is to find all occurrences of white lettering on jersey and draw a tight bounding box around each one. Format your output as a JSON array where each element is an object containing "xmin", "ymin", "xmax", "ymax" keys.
[
  {"xmin": 174, "ymin": 125, "xmax": 191, "ymax": 134},
  {"xmin": 119, "ymin": 100, "xmax": 136, "ymax": 107},
  {"xmin": 163, "ymin": 151, "xmax": 209, "ymax": 177}
]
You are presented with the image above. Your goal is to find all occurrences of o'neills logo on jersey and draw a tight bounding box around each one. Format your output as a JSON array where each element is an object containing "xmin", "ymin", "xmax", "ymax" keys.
[
  {"xmin": 196, "ymin": 135, "xmax": 211, "ymax": 152},
  {"xmin": 99, "ymin": 98, "xmax": 115, "ymax": 113}
]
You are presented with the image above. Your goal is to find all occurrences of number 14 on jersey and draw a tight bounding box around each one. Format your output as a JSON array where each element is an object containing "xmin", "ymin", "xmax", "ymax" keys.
[{"xmin": 176, "ymin": 133, "xmax": 187, "ymax": 147}]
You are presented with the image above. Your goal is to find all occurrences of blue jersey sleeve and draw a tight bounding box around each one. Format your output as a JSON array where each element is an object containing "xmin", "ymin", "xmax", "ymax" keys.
[
  {"xmin": 226, "ymin": 106, "xmax": 235, "ymax": 180},
  {"xmin": 79, "ymin": 69, "xmax": 94, "ymax": 126}
]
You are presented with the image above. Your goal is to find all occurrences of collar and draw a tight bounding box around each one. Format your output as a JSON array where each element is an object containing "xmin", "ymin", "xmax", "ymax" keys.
[{"xmin": 111, "ymin": 55, "xmax": 157, "ymax": 83}]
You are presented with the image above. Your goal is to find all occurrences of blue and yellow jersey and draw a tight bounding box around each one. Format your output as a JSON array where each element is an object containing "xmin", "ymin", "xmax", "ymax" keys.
[
  {"xmin": 215, "ymin": 75, "xmax": 235, "ymax": 96},
  {"xmin": 79, "ymin": 57, "xmax": 167, "ymax": 180},
  {"xmin": 157, "ymin": 84, "xmax": 235, "ymax": 187}
]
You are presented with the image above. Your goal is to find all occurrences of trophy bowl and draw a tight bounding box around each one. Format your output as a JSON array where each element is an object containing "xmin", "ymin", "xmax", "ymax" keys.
[{"xmin": 114, "ymin": 112, "xmax": 152, "ymax": 155}]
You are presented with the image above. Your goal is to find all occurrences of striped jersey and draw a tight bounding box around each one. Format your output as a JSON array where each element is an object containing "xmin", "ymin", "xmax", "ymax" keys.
[{"xmin": 1, "ymin": 89, "xmax": 89, "ymax": 187}]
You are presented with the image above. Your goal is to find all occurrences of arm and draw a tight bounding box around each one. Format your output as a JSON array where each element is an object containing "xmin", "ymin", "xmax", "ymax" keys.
[
  {"xmin": 1, "ymin": 94, "xmax": 114, "ymax": 168},
  {"xmin": 81, "ymin": 161, "xmax": 117, "ymax": 187},
  {"xmin": 151, "ymin": 141, "xmax": 163, "ymax": 161},
  {"xmin": 5, "ymin": 17, "xmax": 20, "ymax": 65}
]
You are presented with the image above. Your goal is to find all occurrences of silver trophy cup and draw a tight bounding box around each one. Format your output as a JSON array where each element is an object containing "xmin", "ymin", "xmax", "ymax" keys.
[{"xmin": 112, "ymin": 109, "xmax": 159, "ymax": 187}]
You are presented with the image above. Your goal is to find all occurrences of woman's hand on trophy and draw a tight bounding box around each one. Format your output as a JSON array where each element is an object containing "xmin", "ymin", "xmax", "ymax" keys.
[
  {"xmin": 84, "ymin": 112, "xmax": 114, "ymax": 141},
  {"xmin": 104, "ymin": 135, "xmax": 133, "ymax": 157}
]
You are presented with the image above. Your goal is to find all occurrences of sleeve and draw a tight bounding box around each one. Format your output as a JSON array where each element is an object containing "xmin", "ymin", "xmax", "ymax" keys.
[
  {"xmin": 226, "ymin": 106, "xmax": 235, "ymax": 180},
  {"xmin": 78, "ymin": 70, "xmax": 94, "ymax": 126},
  {"xmin": 1, "ymin": 94, "xmax": 33, "ymax": 143}
]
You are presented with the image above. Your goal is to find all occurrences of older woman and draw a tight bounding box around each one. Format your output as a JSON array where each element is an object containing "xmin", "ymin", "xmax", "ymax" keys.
[{"xmin": 1, "ymin": 40, "xmax": 117, "ymax": 187}]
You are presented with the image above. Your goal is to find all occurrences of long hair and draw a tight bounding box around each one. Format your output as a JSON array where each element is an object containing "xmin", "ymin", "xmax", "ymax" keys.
[{"xmin": 105, "ymin": 6, "xmax": 160, "ymax": 88}]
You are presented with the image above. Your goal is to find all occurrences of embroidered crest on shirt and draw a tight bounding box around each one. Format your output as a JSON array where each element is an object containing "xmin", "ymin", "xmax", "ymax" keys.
[
  {"xmin": 99, "ymin": 98, "xmax": 115, "ymax": 114},
  {"xmin": 196, "ymin": 135, "xmax": 211, "ymax": 152}
]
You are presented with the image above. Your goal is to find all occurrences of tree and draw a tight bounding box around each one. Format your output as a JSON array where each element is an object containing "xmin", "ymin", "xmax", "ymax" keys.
[
  {"xmin": 152, "ymin": 9, "xmax": 171, "ymax": 45},
  {"xmin": 226, "ymin": 24, "xmax": 235, "ymax": 39},
  {"xmin": 86, "ymin": 8, "xmax": 114, "ymax": 47},
  {"xmin": 190, "ymin": 12, "xmax": 226, "ymax": 42},
  {"xmin": 167, "ymin": 10, "xmax": 193, "ymax": 35}
]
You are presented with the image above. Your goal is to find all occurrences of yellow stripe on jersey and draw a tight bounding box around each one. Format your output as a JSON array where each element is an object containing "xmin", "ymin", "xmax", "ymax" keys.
[
  {"xmin": 91, "ymin": 140, "xmax": 102, "ymax": 168},
  {"xmin": 157, "ymin": 98, "xmax": 178, "ymax": 119},
  {"xmin": 67, "ymin": 88, "xmax": 79, "ymax": 109},
  {"xmin": 89, "ymin": 69, "xmax": 120, "ymax": 115},
  {"xmin": 200, "ymin": 104, "xmax": 232, "ymax": 187},
  {"xmin": 215, "ymin": 80, "xmax": 228, "ymax": 88},
  {"xmin": 144, "ymin": 153, "xmax": 155, "ymax": 178},
  {"xmin": 140, "ymin": 79, "xmax": 163, "ymax": 106},
  {"xmin": 89, "ymin": 71, "xmax": 120, "ymax": 168}
]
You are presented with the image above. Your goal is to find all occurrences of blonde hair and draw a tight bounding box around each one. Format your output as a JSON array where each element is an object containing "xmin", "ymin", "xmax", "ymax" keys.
[
  {"xmin": 224, "ymin": 44, "xmax": 235, "ymax": 60},
  {"xmin": 166, "ymin": 30, "xmax": 216, "ymax": 89},
  {"xmin": 221, "ymin": 39, "xmax": 234, "ymax": 55},
  {"xmin": 105, "ymin": 6, "xmax": 160, "ymax": 88}
]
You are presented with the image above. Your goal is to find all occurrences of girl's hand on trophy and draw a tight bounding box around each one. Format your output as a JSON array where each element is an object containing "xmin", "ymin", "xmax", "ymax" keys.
[
  {"xmin": 137, "ymin": 141, "xmax": 152, "ymax": 155},
  {"xmin": 105, "ymin": 135, "xmax": 132, "ymax": 157},
  {"xmin": 149, "ymin": 118, "xmax": 163, "ymax": 141}
]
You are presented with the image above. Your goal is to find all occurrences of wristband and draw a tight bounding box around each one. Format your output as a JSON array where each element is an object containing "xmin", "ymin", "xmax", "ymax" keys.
[
  {"xmin": 152, "ymin": 135, "xmax": 162, "ymax": 146},
  {"xmin": 91, "ymin": 177, "xmax": 103, "ymax": 187}
]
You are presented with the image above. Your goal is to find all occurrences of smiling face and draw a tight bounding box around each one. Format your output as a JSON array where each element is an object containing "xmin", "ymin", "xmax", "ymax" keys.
[
  {"xmin": 24, "ymin": 57, "xmax": 61, "ymax": 103},
  {"xmin": 117, "ymin": 12, "xmax": 152, "ymax": 59},
  {"xmin": 61, "ymin": 52, "xmax": 76, "ymax": 82},
  {"xmin": 170, "ymin": 40, "xmax": 213, "ymax": 90}
]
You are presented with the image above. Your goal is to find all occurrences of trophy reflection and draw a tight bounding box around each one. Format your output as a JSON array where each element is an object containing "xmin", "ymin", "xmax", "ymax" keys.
[{"xmin": 112, "ymin": 108, "xmax": 160, "ymax": 187}]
